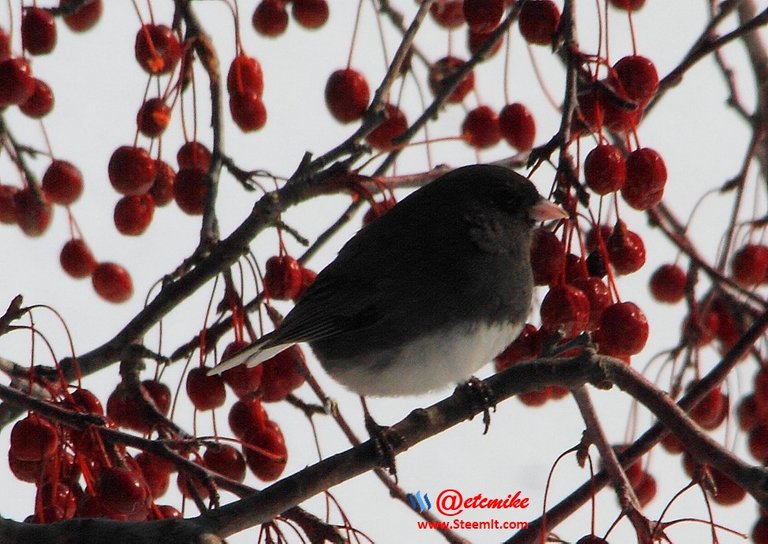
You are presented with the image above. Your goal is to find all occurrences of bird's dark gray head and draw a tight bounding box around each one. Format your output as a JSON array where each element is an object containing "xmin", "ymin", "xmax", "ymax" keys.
[{"xmin": 414, "ymin": 164, "xmax": 544, "ymax": 224}]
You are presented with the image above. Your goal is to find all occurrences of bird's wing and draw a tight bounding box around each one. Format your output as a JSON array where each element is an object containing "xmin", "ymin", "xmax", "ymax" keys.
[{"xmin": 208, "ymin": 273, "xmax": 383, "ymax": 375}]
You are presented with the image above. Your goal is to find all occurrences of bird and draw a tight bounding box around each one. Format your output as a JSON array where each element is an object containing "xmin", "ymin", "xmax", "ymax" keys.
[{"xmin": 210, "ymin": 164, "xmax": 567, "ymax": 397}]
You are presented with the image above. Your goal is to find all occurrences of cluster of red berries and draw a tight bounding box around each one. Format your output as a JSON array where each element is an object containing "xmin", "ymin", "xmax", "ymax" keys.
[
  {"xmin": 320, "ymin": 1, "xmax": 544, "ymax": 154},
  {"xmin": 494, "ymin": 221, "xmax": 650, "ymax": 405},
  {"xmin": 0, "ymin": 2, "xmax": 136, "ymax": 304},
  {"xmin": 8, "ymin": 338, "xmax": 305, "ymax": 524},
  {"xmin": 9, "ymin": 387, "xmax": 184, "ymax": 522},
  {"xmin": 252, "ymin": 0, "xmax": 329, "ymax": 37}
]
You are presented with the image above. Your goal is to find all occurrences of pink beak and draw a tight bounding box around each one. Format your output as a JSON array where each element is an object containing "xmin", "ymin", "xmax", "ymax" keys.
[{"xmin": 529, "ymin": 197, "xmax": 569, "ymax": 221}]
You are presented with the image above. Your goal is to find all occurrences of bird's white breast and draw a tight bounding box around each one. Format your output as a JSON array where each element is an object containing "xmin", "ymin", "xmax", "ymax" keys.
[{"xmin": 325, "ymin": 321, "xmax": 524, "ymax": 397}]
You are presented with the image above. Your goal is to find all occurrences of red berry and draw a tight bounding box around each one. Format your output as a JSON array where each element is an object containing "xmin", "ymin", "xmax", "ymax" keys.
[
  {"xmin": 114, "ymin": 194, "xmax": 155, "ymax": 236},
  {"xmin": 519, "ymin": 388, "xmax": 550, "ymax": 406},
  {"xmin": 709, "ymin": 299, "xmax": 741, "ymax": 352},
  {"xmin": 570, "ymin": 277, "xmax": 612, "ymax": 331},
  {"xmin": 22, "ymin": 7, "xmax": 57, "ymax": 55},
  {"xmin": 428, "ymin": 56, "xmax": 474, "ymax": 103},
  {"xmin": 253, "ymin": 0, "xmax": 289, "ymax": 37},
  {"xmin": 682, "ymin": 308, "xmax": 719, "ymax": 347},
  {"xmin": 621, "ymin": 148, "xmax": 667, "ymax": 210},
  {"xmin": 229, "ymin": 91, "xmax": 267, "ymax": 132},
  {"xmin": 107, "ymin": 386, "xmax": 149, "ymax": 432},
  {"xmin": 709, "ymin": 466, "xmax": 746, "ymax": 505},
  {"xmin": 260, "ymin": 346, "xmax": 306, "ymax": 402},
  {"xmin": 0, "ymin": 58, "xmax": 36, "ymax": 106},
  {"xmin": 731, "ymin": 244, "xmax": 768, "ymax": 286},
  {"xmin": 292, "ymin": 0, "xmax": 329, "ymax": 29},
  {"xmin": 614, "ymin": 55, "xmax": 659, "ymax": 105},
  {"xmin": 8, "ymin": 450, "xmax": 44, "ymax": 483},
  {"xmin": 227, "ymin": 54, "xmax": 264, "ymax": 97},
  {"xmin": 584, "ymin": 144, "xmax": 625, "ymax": 195},
  {"xmin": 177, "ymin": 141, "xmax": 211, "ymax": 171},
  {"xmin": 649, "ymin": 264, "xmax": 686, "ymax": 303},
  {"xmin": 661, "ymin": 431, "xmax": 684, "ymax": 454},
  {"xmin": 108, "ymin": 146, "xmax": 157, "ymax": 195},
  {"xmin": 749, "ymin": 424, "xmax": 768, "ymax": 462},
  {"xmin": 0, "ymin": 185, "xmax": 17, "ymax": 224},
  {"xmin": 499, "ymin": 103, "xmax": 536, "ymax": 151},
  {"xmin": 585, "ymin": 224, "xmax": 612, "ymax": 252},
  {"xmin": 243, "ymin": 419, "xmax": 287, "ymax": 481},
  {"xmin": 595, "ymin": 301, "xmax": 648, "ymax": 356},
  {"xmin": 325, "ymin": 68, "xmax": 370, "ymax": 123},
  {"xmin": 173, "ymin": 167, "xmax": 209, "ymax": 215},
  {"xmin": 494, "ymin": 324, "xmax": 542, "ymax": 371},
  {"xmin": 294, "ymin": 266, "xmax": 317, "ymax": 300},
  {"xmin": 154, "ymin": 505, "xmax": 182, "ymax": 519},
  {"xmin": 598, "ymin": 83, "xmax": 643, "ymax": 133},
  {"xmin": 430, "ymin": 1, "xmax": 465, "ymax": 28},
  {"xmin": 573, "ymin": 90, "xmax": 602, "ymax": 134},
  {"xmin": 204, "ymin": 444, "xmax": 246, "ymax": 482},
  {"xmin": 60, "ymin": 239, "xmax": 97, "ymax": 278},
  {"xmin": 690, "ymin": 386, "xmax": 727, "ymax": 431},
  {"xmin": 606, "ymin": 445, "xmax": 644, "ymax": 488},
  {"xmin": 530, "ymin": 228, "xmax": 564, "ymax": 286},
  {"xmin": 467, "ymin": 28, "xmax": 504, "ymax": 58},
  {"xmin": 363, "ymin": 197, "xmax": 398, "ymax": 226},
  {"xmin": 19, "ymin": 78, "xmax": 54, "ymax": 118},
  {"xmin": 137, "ymin": 98, "xmax": 171, "ymax": 138},
  {"xmin": 42, "ymin": 160, "xmax": 83, "ymax": 205},
  {"xmin": 753, "ymin": 367, "xmax": 768, "ymax": 411},
  {"xmin": 177, "ymin": 470, "xmax": 210, "ymax": 500},
  {"xmin": 608, "ymin": 0, "xmax": 646, "ymax": 11},
  {"xmin": 141, "ymin": 379, "xmax": 172, "ymax": 417},
  {"xmin": 0, "ymin": 28, "xmax": 9, "ymax": 61},
  {"xmin": 753, "ymin": 517, "xmax": 768, "ymax": 544},
  {"xmin": 10, "ymin": 414, "xmax": 59, "ymax": 461},
  {"xmin": 462, "ymin": 105, "xmax": 501, "ymax": 148},
  {"xmin": 96, "ymin": 466, "xmax": 149, "ymax": 516},
  {"xmin": 92, "ymin": 262, "xmax": 133, "ymax": 303},
  {"xmin": 36, "ymin": 481, "xmax": 78, "ymax": 521},
  {"xmin": 540, "ymin": 285, "xmax": 591, "ymax": 337},
  {"xmin": 607, "ymin": 221, "xmax": 646, "ymax": 275},
  {"xmin": 634, "ymin": 472, "xmax": 657, "ymax": 507},
  {"xmin": 463, "ymin": 0, "xmax": 504, "ymax": 33},
  {"xmin": 61, "ymin": 0, "xmax": 103, "ymax": 32},
  {"xmin": 564, "ymin": 253, "xmax": 587, "ymax": 283},
  {"xmin": 134, "ymin": 24, "xmax": 181, "ymax": 75},
  {"xmin": 264, "ymin": 255, "xmax": 303, "ymax": 300},
  {"xmin": 519, "ymin": 0, "xmax": 560, "ymax": 46},
  {"xmin": 136, "ymin": 452, "xmax": 172, "ymax": 499},
  {"xmin": 68, "ymin": 387, "xmax": 104, "ymax": 415},
  {"xmin": 738, "ymin": 394, "xmax": 758, "ymax": 432},
  {"xmin": 221, "ymin": 340, "xmax": 264, "ymax": 398},
  {"xmin": 186, "ymin": 366, "xmax": 226, "ymax": 411},
  {"xmin": 150, "ymin": 160, "xmax": 176, "ymax": 206},
  {"xmin": 14, "ymin": 188, "xmax": 53, "ymax": 237},
  {"xmin": 366, "ymin": 103, "xmax": 407, "ymax": 151},
  {"xmin": 228, "ymin": 397, "xmax": 268, "ymax": 438}
]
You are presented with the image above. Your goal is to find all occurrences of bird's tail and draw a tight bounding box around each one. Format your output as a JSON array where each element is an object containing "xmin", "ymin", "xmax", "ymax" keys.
[{"xmin": 207, "ymin": 341, "xmax": 293, "ymax": 376}]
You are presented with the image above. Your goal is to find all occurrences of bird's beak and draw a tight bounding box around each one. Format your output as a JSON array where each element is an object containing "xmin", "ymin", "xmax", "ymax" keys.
[{"xmin": 529, "ymin": 198, "xmax": 569, "ymax": 222}]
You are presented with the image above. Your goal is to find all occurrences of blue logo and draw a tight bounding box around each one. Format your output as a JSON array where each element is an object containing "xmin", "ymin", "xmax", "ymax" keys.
[{"xmin": 407, "ymin": 491, "xmax": 432, "ymax": 512}]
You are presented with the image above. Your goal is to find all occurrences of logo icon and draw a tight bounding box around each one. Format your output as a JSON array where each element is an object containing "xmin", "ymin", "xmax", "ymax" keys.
[{"xmin": 406, "ymin": 491, "xmax": 432, "ymax": 513}]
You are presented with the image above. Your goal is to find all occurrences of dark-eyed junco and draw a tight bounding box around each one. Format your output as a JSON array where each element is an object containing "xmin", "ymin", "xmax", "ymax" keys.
[{"xmin": 210, "ymin": 164, "xmax": 567, "ymax": 396}]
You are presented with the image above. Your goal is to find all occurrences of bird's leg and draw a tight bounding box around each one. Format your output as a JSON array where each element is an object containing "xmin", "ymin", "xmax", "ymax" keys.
[
  {"xmin": 360, "ymin": 396, "xmax": 402, "ymax": 481},
  {"xmin": 459, "ymin": 376, "xmax": 497, "ymax": 434}
]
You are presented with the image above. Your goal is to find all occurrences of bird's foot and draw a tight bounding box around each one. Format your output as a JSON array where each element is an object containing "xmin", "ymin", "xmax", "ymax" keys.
[
  {"xmin": 360, "ymin": 397, "xmax": 402, "ymax": 481},
  {"xmin": 460, "ymin": 376, "xmax": 497, "ymax": 434}
]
